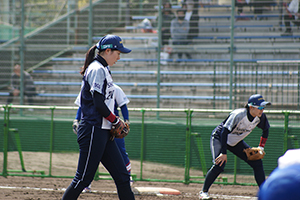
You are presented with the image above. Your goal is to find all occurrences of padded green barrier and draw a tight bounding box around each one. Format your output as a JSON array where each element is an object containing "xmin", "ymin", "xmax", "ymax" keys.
[{"xmin": 0, "ymin": 114, "xmax": 299, "ymax": 176}]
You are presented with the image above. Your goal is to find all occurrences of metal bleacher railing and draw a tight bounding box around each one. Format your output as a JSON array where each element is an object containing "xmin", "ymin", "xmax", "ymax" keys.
[
  {"xmin": 1, "ymin": 58, "xmax": 299, "ymax": 109},
  {"xmin": 23, "ymin": 58, "xmax": 300, "ymax": 110}
]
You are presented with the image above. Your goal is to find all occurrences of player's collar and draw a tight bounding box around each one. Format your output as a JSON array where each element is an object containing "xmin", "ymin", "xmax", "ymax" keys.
[
  {"xmin": 247, "ymin": 109, "xmax": 255, "ymax": 122},
  {"xmin": 94, "ymin": 54, "xmax": 108, "ymax": 67}
]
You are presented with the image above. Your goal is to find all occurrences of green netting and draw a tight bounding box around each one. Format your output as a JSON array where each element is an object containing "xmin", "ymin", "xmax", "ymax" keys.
[{"xmin": 0, "ymin": 106, "xmax": 299, "ymax": 184}]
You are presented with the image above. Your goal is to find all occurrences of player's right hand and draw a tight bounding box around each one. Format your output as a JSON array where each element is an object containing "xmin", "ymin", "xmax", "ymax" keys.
[
  {"xmin": 215, "ymin": 153, "xmax": 227, "ymax": 166},
  {"xmin": 72, "ymin": 119, "xmax": 79, "ymax": 134}
]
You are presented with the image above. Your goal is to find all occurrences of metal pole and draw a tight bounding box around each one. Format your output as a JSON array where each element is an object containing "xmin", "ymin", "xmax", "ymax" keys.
[
  {"xmin": 191, "ymin": 132, "xmax": 207, "ymax": 176},
  {"xmin": 11, "ymin": 0, "xmax": 16, "ymax": 78},
  {"xmin": 88, "ymin": 0, "xmax": 93, "ymax": 47},
  {"xmin": 156, "ymin": 0, "xmax": 162, "ymax": 117},
  {"xmin": 297, "ymin": 63, "xmax": 300, "ymax": 110},
  {"xmin": 125, "ymin": 0, "xmax": 130, "ymax": 26},
  {"xmin": 11, "ymin": 128, "xmax": 26, "ymax": 172},
  {"xmin": 139, "ymin": 109, "xmax": 145, "ymax": 180},
  {"xmin": 184, "ymin": 109, "xmax": 192, "ymax": 184},
  {"xmin": 49, "ymin": 107, "xmax": 56, "ymax": 176},
  {"xmin": 229, "ymin": 0, "xmax": 235, "ymax": 109},
  {"xmin": 67, "ymin": 0, "xmax": 71, "ymax": 44},
  {"xmin": 20, "ymin": 0, "xmax": 25, "ymax": 106},
  {"xmin": 139, "ymin": 0, "xmax": 143, "ymax": 15},
  {"xmin": 2, "ymin": 105, "xmax": 10, "ymax": 177},
  {"xmin": 283, "ymin": 112, "xmax": 289, "ymax": 153},
  {"xmin": 233, "ymin": 156, "xmax": 237, "ymax": 184},
  {"xmin": 118, "ymin": 0, "xmax": 122, "ymax": 23},
  {"xmin": 279, "ymin": 0, "xmax": 283, "ymax": 26}
]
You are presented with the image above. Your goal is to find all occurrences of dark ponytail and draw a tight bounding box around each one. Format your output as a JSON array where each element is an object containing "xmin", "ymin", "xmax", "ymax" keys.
[{"xmin": 80, "ymin": 45, "xmax": 97, "ymax": 75}]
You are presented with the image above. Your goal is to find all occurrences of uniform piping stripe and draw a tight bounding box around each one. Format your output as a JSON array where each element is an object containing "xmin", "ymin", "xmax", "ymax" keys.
[
  {"xmin": 211, "ymin": 133, "xmax": 216, "ymax": 164},
  {"xmin": 74, "ymin": 126, "xmax": 95, "ymax": 189}
]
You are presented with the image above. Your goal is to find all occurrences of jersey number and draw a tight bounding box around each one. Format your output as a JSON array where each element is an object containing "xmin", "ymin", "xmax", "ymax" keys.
[{"xmin": 106, "ymin": 90, "xmax": 114, "ymax": 100}]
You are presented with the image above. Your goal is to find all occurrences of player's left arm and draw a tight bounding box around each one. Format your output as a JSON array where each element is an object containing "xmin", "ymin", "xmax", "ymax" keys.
[
  {"xmin": 120, "ymin": 104, "xmax": 129, "ymax": 121},
  {"xmin": 257, "ymin": 113, "xmax": 270, "ymax": 150}
]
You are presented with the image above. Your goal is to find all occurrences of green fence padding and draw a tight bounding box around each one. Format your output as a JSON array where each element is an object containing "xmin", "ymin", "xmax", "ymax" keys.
[{"xmin": 1, "ymin": 114, "xmax": 298, "ymax": 176}]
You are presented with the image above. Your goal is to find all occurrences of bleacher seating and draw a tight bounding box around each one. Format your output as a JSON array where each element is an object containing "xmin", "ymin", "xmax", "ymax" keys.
[
  {"xmin": 2, "ymin": 1, "xmax": 300, "ymax": 110},
  {"xmin": 199, "ymin": 14, "xmax": 280, "ymax": 20},
  {"xmin": 26, "ymin": 53, "xmax": 300, "ymax": 109}
]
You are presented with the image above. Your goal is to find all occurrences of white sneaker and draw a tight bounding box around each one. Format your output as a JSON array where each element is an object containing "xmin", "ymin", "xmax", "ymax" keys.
[
  {"xmin": 199, "ymin": 191, "xmax": 212, "ymax": 200},
  {"xmin": 82, "ymin": 187, "xmax": 92, "ymax": 193}
]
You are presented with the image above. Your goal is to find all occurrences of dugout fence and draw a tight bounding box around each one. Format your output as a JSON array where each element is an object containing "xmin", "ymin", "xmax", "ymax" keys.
[{"xmin": 0, "ymin": 104, "xmax": 299, "ymax": 186}]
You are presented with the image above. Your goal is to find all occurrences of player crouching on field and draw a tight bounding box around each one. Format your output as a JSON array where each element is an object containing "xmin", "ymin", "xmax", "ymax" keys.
[{"xmin": 199, "ymin": 94, "xmax": 271, "ymax": 200}]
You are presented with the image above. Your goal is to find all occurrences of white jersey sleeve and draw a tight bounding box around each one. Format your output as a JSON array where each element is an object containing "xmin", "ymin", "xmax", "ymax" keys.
[
  {"xmin": 74, "ymin": 91, "xmax": 81, "ymax": 106},
  {"xmin": 114, "ymin": 84, "xmax": 129, "ymax": 107},
  {"xmin": 86, "ymin": 62, "xmax": 107, "ymax": 95}
]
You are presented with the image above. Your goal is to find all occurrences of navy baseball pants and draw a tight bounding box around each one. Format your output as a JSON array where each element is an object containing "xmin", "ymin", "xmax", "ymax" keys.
[
  {"xmin": 62, "ymin": 121, "xmax": 134, "ymax": 200},
  {"xmin": 115, "ymin": 138, "xmax": 131, "ymax": 173}
]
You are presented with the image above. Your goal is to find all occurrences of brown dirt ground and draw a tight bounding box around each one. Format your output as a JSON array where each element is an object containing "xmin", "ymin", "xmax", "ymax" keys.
[{"xmin": 0, "ymin": 152, "xmax": 259, "ymax": 200}]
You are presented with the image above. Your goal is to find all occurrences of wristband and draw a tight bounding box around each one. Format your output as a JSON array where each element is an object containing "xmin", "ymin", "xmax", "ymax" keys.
[
  {"xmin": 112, "ymin": 117, "xmax": 120, "ymax": 125},
  {"xmin": 105, "ymin": 112, "xmax": 116, "ymax": 123},
  {"xmin": 259, "ymin": 136, "xmax": 267, "ymax": 148}
]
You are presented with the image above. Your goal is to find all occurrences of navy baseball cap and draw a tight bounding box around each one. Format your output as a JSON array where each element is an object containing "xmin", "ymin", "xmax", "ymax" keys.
[
  {"xmin": 248, "ymin": 94, "xmax": 271, "ymax": 106},
  {"xmin": 96, "ymin": 34, "xmax": 131, "ymax": 53}
]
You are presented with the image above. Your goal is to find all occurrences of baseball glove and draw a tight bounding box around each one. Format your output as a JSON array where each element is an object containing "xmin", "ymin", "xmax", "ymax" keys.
[
  {"xmin": 110, "ymin": 117, "xmax": 130, "ymax": 140},
  {"xmin": 243, "ymin": 147, "xmax": 265, "ymax": 161}
]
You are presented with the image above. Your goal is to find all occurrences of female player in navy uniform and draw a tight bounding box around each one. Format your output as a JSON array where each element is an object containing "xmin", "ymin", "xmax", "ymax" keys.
[
  {"xmin": 62, "ymin": 34, "xmax": 135, "ymax": 200},
  {"xmin": 199, "ymin": 94, "xmax": 271, "ymax": 200},
  {"xmin": 72, "ymin": 83, "xmax": 133, "ymax": 192}
]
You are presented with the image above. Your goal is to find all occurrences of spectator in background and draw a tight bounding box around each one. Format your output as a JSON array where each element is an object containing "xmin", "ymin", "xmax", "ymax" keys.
[
  {"xmin": 252, "ymin": 0, "xmax": 275, "ymax": 16},
  {"xmin": 170, "ymin": 9, "xmax": 191, "ymax": 60},
  {"xmin": 182, "ymin": 0, "xmax": 199, "ymax": 42},
  {"xmin": 6, "ymin": 64, "xmax": 37, "ymax": 105},
  {"xmin": 281, "ymin": 0, "xmax": 300, "ymax": 36},
  {"xmin": 198, "ymin": 0, "xmax": 212, "ymax": 7},
  {"xmin": 139, "ymin": 18, "xmax": 154, "ymax": 33},
  {"xmin": 159, "ymin": 1, "xmax": 175, "ymax": 65},
  {"xmin": 235, "ymin": 0, "xmax": 251, "ymax": 15},
  {"xmin": 161, "ymin": 1, "xmax": 175, "ymax": 47}
]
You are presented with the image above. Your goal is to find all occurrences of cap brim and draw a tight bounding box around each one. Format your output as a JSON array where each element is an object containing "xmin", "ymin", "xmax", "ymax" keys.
[
  {"xmin": 118, "ymin": 47, "xmax": 131, "ymax": 53},
  {"xmin": 260, "ymin": 101, "xmax": 271, "ymax": 106}
]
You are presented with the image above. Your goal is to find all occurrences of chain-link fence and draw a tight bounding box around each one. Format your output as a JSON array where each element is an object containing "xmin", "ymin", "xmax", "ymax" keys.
[
  {"xmin": 1, "ymin": 0, "xmax": 299, "ymax": 110},
  {"xmin": 0, "ymin": 105, "xmax": 299, "ymax": 184}
]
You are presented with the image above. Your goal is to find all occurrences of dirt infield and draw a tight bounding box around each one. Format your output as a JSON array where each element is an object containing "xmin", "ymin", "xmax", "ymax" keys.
[
  {"xmin": 0, "ymin": 152, "xmax": 259, "ymax": 199},
  {"xmin": 0, "ymin": 176, "xmax": 259, "ymax": 200}
]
